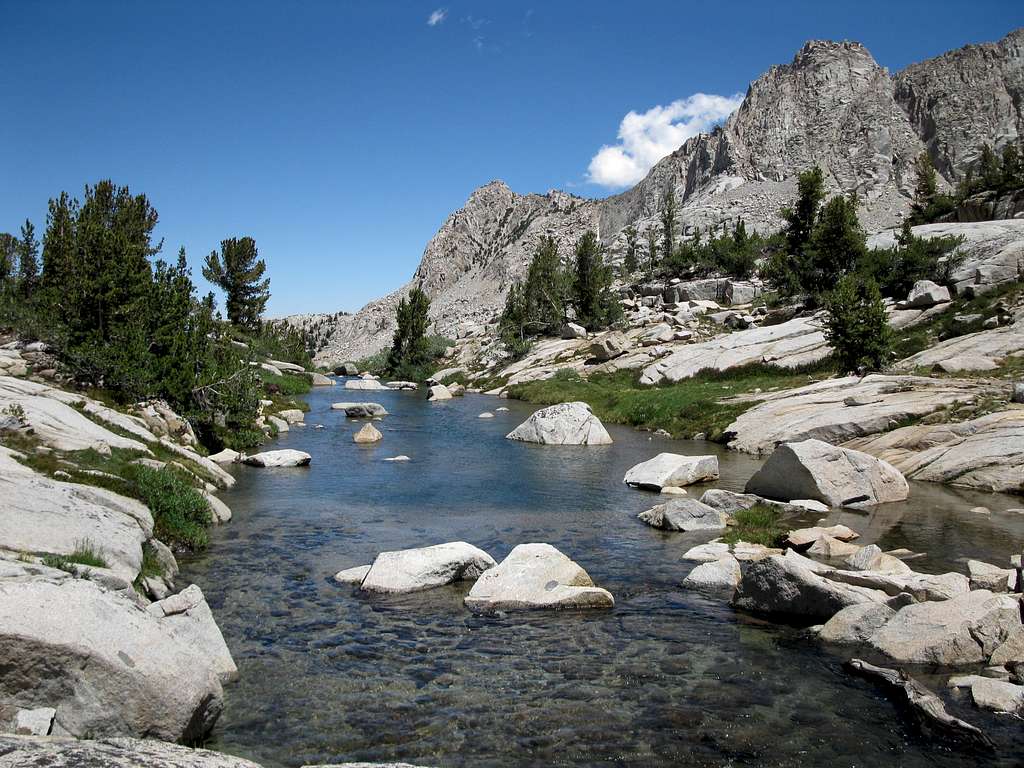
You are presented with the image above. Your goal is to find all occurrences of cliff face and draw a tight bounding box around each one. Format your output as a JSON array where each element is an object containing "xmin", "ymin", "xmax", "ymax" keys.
[{"xmin": 297, "ymin": 29, "xmax": 1024, "ymax": 365}]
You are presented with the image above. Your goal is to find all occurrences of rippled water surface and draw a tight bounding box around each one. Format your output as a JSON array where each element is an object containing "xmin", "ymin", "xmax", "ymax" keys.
[{"xmin": 181, "ymin": 383, "xmax": 1024, "ymax": 767}]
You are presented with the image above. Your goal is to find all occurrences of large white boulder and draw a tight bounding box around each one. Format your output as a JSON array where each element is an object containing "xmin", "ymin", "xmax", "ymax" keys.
[
  {"xmin": 344, "ymin": 379, "xmax": 388, "ymax": 391},
  {"xmin": 904, "ymin": 279, "xmax": 951, "ymax": 308},
  {"xmin": 241, "ymin": 449, "xmax": 311, "ymax": 468},
  {"xmin": 350, "ymin": 542, "xmax": 497, "ymax": 594},
  {"xmin": 277, "ymin": 409, "xmax": 305, "ymax": 425},
  {"xmin": 683, "ymin": 555, "xmax": 741, "ymax": 591},
  {"xmin": 637, "ymin": 498, "xmax": 730, "ymax": 531},
  {"xmin": 427, "ymin": 384, "xmax": 453, "ymax": 401},
  {"xmin": 0, "ymin": 575, "xmax": 230, "ymax": 742},
  {"xmin": 733, "ymin": 551, "xmax": 888, "ymax": 621},
  {"xmin": 506, "ymin": 402, "xmax": 612, "ymax": 446},
  {"xmin": 353, "ymin": 423, "xmax": 382, "ymax": 443},
  {"xmin": 744, "ymin": 439, "xmax": 908, "ymax": 507},
  {"xmin": 869, "ymin": 590, "xmax": 1021, "ymax": 666},
  {"xmin": 623, "ymin": 453, "xmax": 719, "ymax": 491},
  {"xmin": 309, "ymin": 371, "xmax": 335, "ymax": 386},
  {"xmin": 0, "ymin": 448, "xmax": 151, "ymax": 582},
  {"xmin": 464, "ymin": 543, "xmax": 614, "ymax": 613}
]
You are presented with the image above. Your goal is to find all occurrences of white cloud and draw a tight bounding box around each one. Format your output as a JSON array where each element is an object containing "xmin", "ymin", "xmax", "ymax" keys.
[
  {"xmin": 586, "ymin": 93, "xmax": 743, "ymax": 188},
  {"xmin": 427, "ymin": 8, "xmax": 447, "ymax": 26}
]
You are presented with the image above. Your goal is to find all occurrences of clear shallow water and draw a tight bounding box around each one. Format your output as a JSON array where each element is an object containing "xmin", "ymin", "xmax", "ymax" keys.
[{"xmin": 181, "ymin": 383, "xmax": 1024, "ymax": 767}]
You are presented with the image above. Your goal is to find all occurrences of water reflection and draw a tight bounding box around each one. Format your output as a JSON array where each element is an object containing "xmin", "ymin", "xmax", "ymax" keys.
[{"xmin": 181, "ymin": 383, "xmax": 1024, "ymax": 767}]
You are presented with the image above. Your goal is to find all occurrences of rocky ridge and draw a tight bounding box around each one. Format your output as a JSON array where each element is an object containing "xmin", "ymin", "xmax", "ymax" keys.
[{"xmin": 295, "ymin": 29, "xmax": 1024, "ymax": 364}]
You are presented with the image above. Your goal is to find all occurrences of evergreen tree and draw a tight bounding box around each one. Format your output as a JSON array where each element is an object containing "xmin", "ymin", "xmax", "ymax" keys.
[
  {"xmin": 823, "ymin": 275, "xmax": 892, "ymax": 373},
  {"xmin": 41, "ymin": 191, "xmax": 76, "ymax": 294},
  {"xmin": 781, "ymin": 166, "xmax": 825, "ymax": 264},
  {"xmin": 150, "ymin": 248, "xmax": 204, "ymax": 406},
  {"xmin": 801, "ymin": 194, "xmax": 867, "ymax": 296},
  {"xmin": 643, "ymin": 224, "xmax": 659, "ymax": 277},
  {"xmin": 386, "ymin": 287, "xmax": 431, "ymax": 376},
  {"xmin": 571, "ymin": 230, "xmax": 619, "ymax": 331},
  {"xmin": 912, "ymin": 153, "xmax": 937, "ymax": 209},
  {"xmin": 72, "ymin": 181, "xmax": 159, "ymax": 344},
  {"xmin": 17, "ymin": 219, "xmax": 39, "ymax": 297},
  {"xmin": 0, "ymin": 233, "xmax": 17, "ymax": 285},
  {"xmin": 203, "ymin": 237, "xmax": 270, "ymax": 331},
  {"xmin": 622, "ymin": 225, "xmax": 639, "ymax": 275},
  {"xmin": 659, "ymin": 188, "xmax": 677, "ymax": 263},
  {"xmin": 979, "ymin": 144, "xmax": 1001, "ymax": 189},
  {"xmin": 497, "ymin": 236, "xmax": 568, "ymax": 356}
]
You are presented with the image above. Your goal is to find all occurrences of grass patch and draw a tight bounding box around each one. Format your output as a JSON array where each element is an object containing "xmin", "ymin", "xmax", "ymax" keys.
[
  {"xmin": 125, "ymin": 464, "xmax": 212, "ymax": 551},
  {"xmin": 721, "ymin": 504, "xmax": 788, "ymax": 547},
  {"xmin": 506, "ymin": 360, "xmax": 834, "ymax": 440},
  {"xmin": 259, "ymin": 369, "xmax": 312, "ymax": 397}
]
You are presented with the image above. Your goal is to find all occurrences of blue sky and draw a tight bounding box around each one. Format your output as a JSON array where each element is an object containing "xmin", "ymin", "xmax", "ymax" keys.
[{"xmin": 2, "ymin": 1, "xmax": 1021, "ymax": 316}]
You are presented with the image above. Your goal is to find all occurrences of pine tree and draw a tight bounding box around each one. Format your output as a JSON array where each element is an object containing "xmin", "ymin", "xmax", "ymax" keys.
[
  {"xmin": 659, "ymin": 188, "xmax": 677, "ymax": 263},
  {"xmin": 781, "ymin": 166, "xmax": 825, "ymax": 264},
  {"xmin": 643, "ymin": 224, "xmax": 659, "ymax": 277},
  {"xmin": 622, "ymin": 226, "xmax": 639, "ymax": 275},
  {"xmin": 0, "ymin": 233, "xmax": 17, "ymax": 285},
  {"xmin": 386, "ymin": 287, "xmax": 431, "ymax": 376},
  {"xmin": 571, "ymin": 230, "xmax": 619, "ymax": 330},
  {"xmin": 203, "ymin": 237, "xmax": 270, "ymax": 331},
  {"xmin": 824, "ymin": 275, "xmax": 892, "ymax": 373},
  {"xmin": 41, "ymin": 191, "xmax": 77, "ymax": 294},
  {"xmin": 912, "ymin": 153, "xmax": 938, "ymax": 209},
  {"xmin": 979, "ymin": 144, "xmax": 1001, "ymax": 189},
  {"xmin": 802, "ymin": 194, "xmax": 867, "ymax": 297},
  {"xmin": 17, "ymin": 219, "xmax": 39, "ymax": 297}
]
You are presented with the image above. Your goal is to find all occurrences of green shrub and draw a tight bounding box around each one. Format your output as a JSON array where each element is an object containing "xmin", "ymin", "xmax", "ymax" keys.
[
  {"xmin": 124, "ymin": 464, "xmax": 212, "ymax": 551},
  {"xmin": 721, "ymin": 504, "xmax": 788, "ymax": 547},
  {"xmin": 823, "ymin": 276, "xmax": 892, "ymax": 373}
]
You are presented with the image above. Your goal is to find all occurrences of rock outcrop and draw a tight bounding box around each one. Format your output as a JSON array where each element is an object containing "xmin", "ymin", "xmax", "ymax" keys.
[
  {"xmin": 0, "ymin": 447, "xmax": 151, "ymax": 583},
  {"xmin": 0, "ymin": 571, "xmax": 233, "ymax": 742}
]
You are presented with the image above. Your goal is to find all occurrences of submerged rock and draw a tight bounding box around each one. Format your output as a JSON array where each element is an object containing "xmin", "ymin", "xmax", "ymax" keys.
[
  {"xmin": 623, "ymin": 453, "xmax": 719, "ymax": 491},
  {"xmin": 351, "ymin": 542, "xmax": 497, "ymax": 594},
  {"xmin": 241, "ymin": 449, "xmax": 312, "ymax": 468},
  {"xmin": 506, "ymin": 402, "xmax": 612, "ymax": 446},
  {"xmin": 464, "ymin": 543, "xmax": 613, "ymax": 613},
  {"xmin": 745, "ymin": 439, "xmax": 909, "ymax": 507}
]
